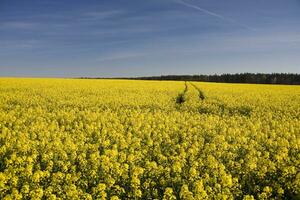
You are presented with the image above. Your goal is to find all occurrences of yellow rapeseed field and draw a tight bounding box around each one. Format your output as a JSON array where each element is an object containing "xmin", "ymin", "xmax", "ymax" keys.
[{"xmin": 0, "ymin": 78, "xmax": 299, "ymax": 199}]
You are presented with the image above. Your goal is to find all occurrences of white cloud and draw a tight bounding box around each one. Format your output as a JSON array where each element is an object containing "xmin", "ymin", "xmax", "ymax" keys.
[
  {"xmin": 96, "ymin": 52, "xmax": 147, "ymax": 62},
  {"xmin": 174, "ymin": 0, "xmax": 256, "ymax": 31},
  {"xmin": 0, "ymin": 22, "xmax": 38, "ymax": 29},
  {"xmin": 81, "ymin": 10, "xmax": 124, "ymax": 20}
]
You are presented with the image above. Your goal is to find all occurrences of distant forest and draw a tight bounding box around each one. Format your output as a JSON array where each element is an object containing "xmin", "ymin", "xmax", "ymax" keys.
[{"xmin": 129, "ymin": 73, "xmax": 300, "ymax": 85}]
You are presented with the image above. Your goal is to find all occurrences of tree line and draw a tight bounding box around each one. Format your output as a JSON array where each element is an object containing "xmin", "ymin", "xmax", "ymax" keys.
[{"xmin": 131, "ymin": 73, "xmax": 300, "ymax": 85}]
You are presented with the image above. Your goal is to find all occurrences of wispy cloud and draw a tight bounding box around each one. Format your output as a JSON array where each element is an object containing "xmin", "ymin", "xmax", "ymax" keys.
[
  {"xmin": 175, "ymin": 0, "xmax": 256, "ymax": 31},
  {"xmin": 81, "ymin": 10, "xmax": 124, "ymax": 20},
  {"xmin": 94, "ymin": 29, "xmax": 300, "ymax": 64},
  {"xmin": 0, "ymin": 22, "xmax": 38, "ymax": 29},
  {"xmin": 0, "ymin": 39, "xmax": 42, "ymax": 50},
  {"xmin": 96, "ymin": 52, "xmax": 147, "ymax": 62}
]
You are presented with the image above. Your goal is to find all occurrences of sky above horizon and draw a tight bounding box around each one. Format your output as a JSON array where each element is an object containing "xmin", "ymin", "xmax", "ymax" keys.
[{"xmin": 0, "ymin": 0, "xmax": 300, "ymax": 77}]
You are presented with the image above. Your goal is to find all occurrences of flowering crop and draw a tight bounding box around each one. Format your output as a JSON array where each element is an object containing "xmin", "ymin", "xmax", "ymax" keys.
[{"xmin": 0, "ymin": 78, "xmax": 299, "ymax": 199}]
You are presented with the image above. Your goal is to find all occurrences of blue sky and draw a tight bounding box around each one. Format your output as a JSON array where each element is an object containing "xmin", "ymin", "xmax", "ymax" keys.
[{"xmin": 0, "ymin": 0, "xmax": 300, "ymax": 77}]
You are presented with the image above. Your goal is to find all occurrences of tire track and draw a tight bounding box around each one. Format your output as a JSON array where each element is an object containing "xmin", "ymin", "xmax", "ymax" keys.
[
  {"xmin": 176, "ymin": 81, "xmax": 188, "ymax": 104},
  {"xmin": 189, "ymin": 82, "xmax": 252, "ymax": 116},
  {"xmin": 189, "ymin": 82, "xmax": 205, "ymax": 100}
]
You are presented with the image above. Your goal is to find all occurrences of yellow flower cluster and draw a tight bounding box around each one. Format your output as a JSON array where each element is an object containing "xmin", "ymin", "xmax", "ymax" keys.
[{"xmin": 0, "ymin": 78, "xmax": 299, "ymax": 199}]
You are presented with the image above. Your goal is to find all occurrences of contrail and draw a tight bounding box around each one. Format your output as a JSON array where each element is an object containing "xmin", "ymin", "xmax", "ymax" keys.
[{"xmin": 175, "ymin": 0, "xmax": 256, "ymax": 31}]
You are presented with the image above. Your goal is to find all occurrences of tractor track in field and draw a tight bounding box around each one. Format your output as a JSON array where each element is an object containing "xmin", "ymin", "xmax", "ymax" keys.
[
  {"xmin": 189, "ymin": 82, "xmax": 205, "ymax": 101},
  {"xmin": 184, "ymin": 82, "xmax": 252, "ymax": 117},
  {"xmin": 175, "ymin": 81, "xmax": 204, "ymax": 105},
  {"xmin": 175, "ymin": 81, "xmax": 188, "ymax": 105}
]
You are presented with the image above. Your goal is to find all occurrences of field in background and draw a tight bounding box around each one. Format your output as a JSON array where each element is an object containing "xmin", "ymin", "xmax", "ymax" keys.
[{"xmin": 0, "ymin": 78, "xmax": 299, "ymax": 199}]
